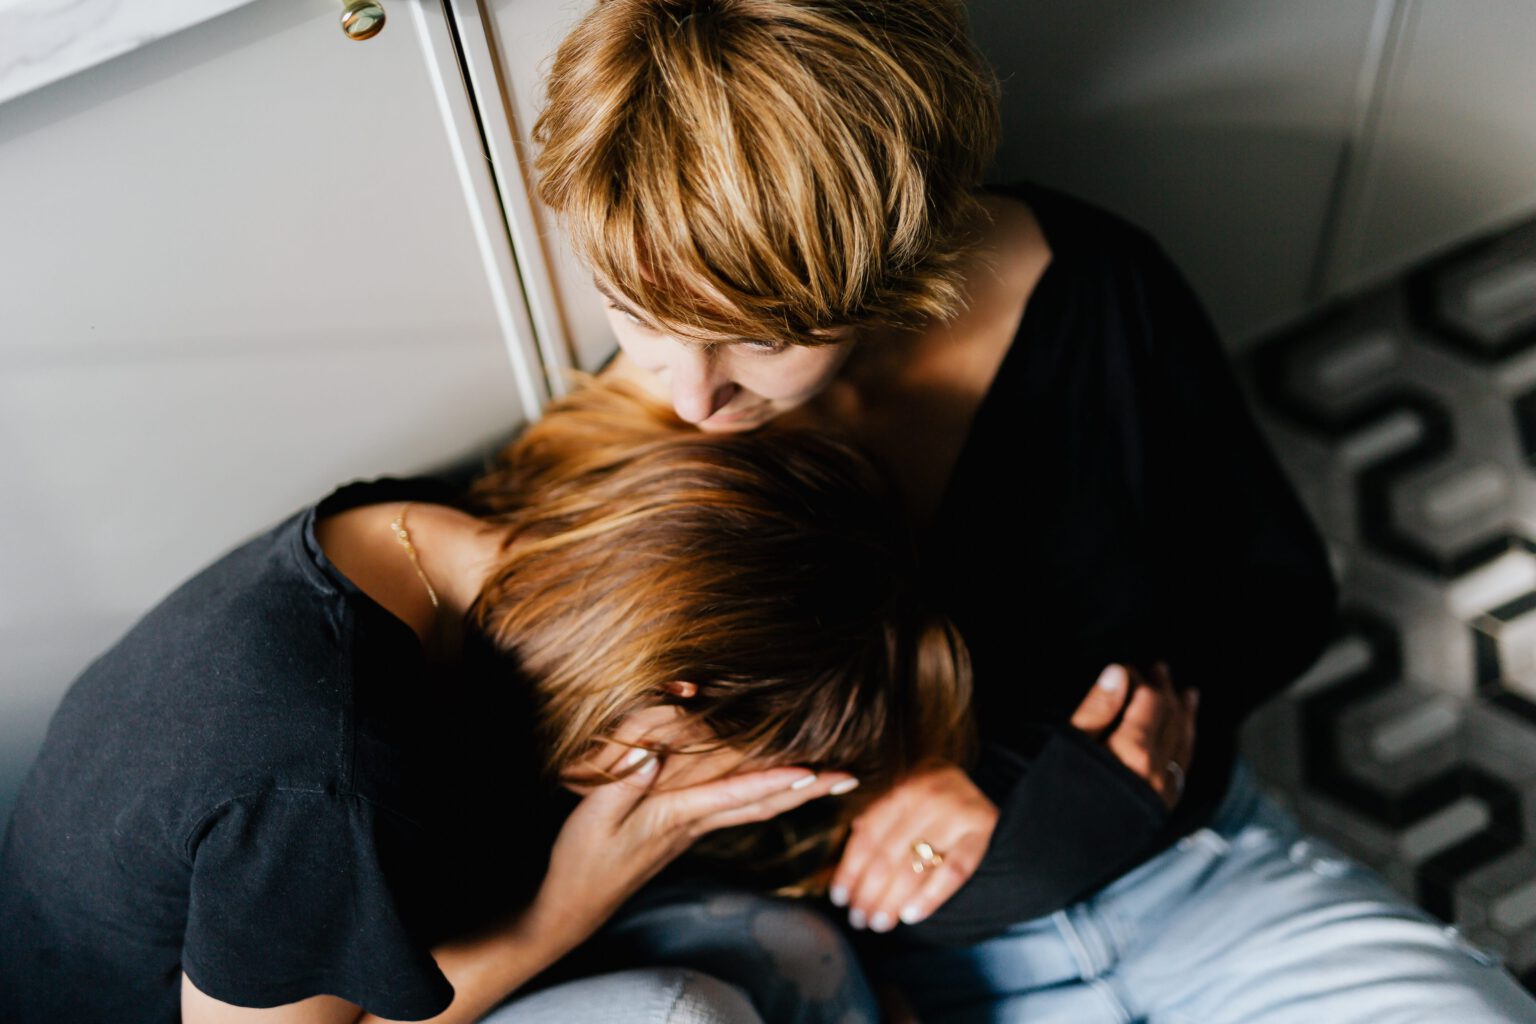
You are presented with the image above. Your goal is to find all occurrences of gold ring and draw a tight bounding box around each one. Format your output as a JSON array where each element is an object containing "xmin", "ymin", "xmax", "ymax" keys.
[{"xmin": 910, "ymin": 839, "xmax": 945, "ymax": 874}]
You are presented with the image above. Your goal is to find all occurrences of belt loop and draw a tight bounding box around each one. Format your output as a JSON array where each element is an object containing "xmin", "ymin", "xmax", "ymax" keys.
[{"xmin": 1052, "ymin": 905, "xmax": 1118, "ymax": 979}]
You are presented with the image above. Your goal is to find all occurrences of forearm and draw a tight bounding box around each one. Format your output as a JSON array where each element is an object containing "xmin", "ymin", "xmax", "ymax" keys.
[{"xmin": 353, "ymin": 902, "xmax": 590, "ymax": 1024}]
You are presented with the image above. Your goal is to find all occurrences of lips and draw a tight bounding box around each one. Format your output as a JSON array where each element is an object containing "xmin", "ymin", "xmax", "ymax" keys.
[{"xmin": 699, "ymin": 405, "xmax": 770, "ymax": 430}]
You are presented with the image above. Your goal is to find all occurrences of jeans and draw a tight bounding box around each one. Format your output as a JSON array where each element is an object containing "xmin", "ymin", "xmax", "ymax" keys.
[
  {"xmin": 478, "ymin": 966, "xmax": 766, "ymax": 1024},
  {"xmin": 865, "ymin": 756, "xmax": 1536, "ymax": 1023},
  {"xmin": 483, "ymin": 756, "xmax": 1536, "ymax": 1023},
  {"xmin": 479, "ymin": 880, "xmax": 881, "ymax": 1024}
]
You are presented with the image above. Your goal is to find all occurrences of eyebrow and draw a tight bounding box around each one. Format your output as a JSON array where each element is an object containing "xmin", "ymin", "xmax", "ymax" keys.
[
  {"xmin": 592, "ymin": 277, "xmax": 844, "ymax": 348},
  {"xmin": 592, "ymin": 278, "xmax": 649, "ymax": 322},
  {"xmin": 593, "ymin": 277, "xmax": 753, "ymax": 346}
]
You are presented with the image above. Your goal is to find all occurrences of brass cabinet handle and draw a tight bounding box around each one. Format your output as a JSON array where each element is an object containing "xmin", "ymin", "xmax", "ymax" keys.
[{"xmin": 340, "ymin": 1, "xmax": 386, "ymax": 40}]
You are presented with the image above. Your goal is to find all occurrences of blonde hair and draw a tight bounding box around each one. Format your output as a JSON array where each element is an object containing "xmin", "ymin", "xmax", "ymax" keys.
[
  {"xmin": 533, "ymin": 0, "xmax": 1001, "ymax": 347},
  {"xmin": 467, "ymin": 379, "xmax": 973, "ymax": 888}
]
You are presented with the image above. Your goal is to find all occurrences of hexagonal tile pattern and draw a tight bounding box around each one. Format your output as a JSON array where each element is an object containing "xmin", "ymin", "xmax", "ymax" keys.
[{"xmin": 1239, "ymin": 211, "xmax": 1536, "ymax": 993}]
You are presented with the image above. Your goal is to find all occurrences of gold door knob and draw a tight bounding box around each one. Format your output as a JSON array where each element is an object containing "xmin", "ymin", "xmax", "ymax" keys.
[{"xmin": 340, "ymin": 1, "xmax": 386, "ymax": 40}]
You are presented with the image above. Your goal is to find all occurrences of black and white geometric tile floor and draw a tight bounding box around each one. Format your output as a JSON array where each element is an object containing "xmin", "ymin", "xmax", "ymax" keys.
[{"xmin": 1238, "ymin": 215, "xmax": 1536, "ymax": 992}]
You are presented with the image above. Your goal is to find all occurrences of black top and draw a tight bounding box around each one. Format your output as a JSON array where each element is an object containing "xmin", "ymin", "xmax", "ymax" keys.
[
  {"xmin": 0, "ymin": 478, "xmax": 565, "ymax": 1023},
  {"xmin": 897, "ymin": 182, "xmax": 1339, "ymax": 946}
]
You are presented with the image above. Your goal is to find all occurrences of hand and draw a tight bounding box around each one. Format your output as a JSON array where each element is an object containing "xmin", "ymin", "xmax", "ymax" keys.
[
  {"xmin": 525, "ymin": 748, "xmax": 858, "ymax": 949},
  {"xmin": 828, "ymin": 760, "xmax": 998, "ymax": 933},
  {"xmin": 1070, "ymin": 660, "xmax": 1198, "ymax": 811}
]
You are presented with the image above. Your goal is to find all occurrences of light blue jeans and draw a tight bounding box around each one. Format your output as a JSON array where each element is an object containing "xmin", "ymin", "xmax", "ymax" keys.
[
  {"xmin": 866, "ymin": 756, "xmax": 1536, "ymax": 1023},
  {"xmin": 479, "ymin": 880, "xmax": 881, "ymax": 1023},
  {"xmin": 483, "ymin": 756, "xmax": 1536, "ymax": 1023}
]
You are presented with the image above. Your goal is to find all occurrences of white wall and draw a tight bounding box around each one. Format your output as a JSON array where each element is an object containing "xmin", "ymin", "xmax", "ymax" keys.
[
  {"xmin": 971, "ymin": 0, "xmax": 1384, "ymax": 343},
  {"xmin": 1326, "ymin": 0, "xmax": 1536, "ymax": 294}
]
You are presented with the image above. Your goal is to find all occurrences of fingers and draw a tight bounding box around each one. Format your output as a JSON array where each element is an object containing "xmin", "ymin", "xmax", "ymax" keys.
[
  {"xmin": 829, "ymin": 791, "xmax": 908, "ymax": 914},
  {"xmin": 1070, "ymin": 663, "xmax": 1131, "ymax": 736},
  {"xmin": 1156, "ymin": 660, "xmax": 1200, "ymax": 776},
  {"xmin": 830, "ymin": 765, "xmax": 998, "ymax": 933},
  {"xmin": 861, "ymin": 827, "xmax": 987, "ymax": 932},
  {"xmin": 580, "ymin": 746, "xmax": 662, "ymax": 822},
  {"xmin": 687, "ymin": 770, "xmax": 860, "ymax": 836},
  {"xmin": 838, "ymin": 810, "xmax": 935, "ymax": 930},
  {"xmin": 1148, "ymin": 661, "xmax": 1198, "ymax": 791},
  {"xmin": 1105, "ymin": 662, "xmax": 1199, "ymax": 810}
]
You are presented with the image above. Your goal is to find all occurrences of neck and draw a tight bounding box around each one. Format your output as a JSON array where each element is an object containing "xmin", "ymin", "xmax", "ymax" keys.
[{"xmin": 392, "ymin": 504, "xmax": 509, "ymax": 649}]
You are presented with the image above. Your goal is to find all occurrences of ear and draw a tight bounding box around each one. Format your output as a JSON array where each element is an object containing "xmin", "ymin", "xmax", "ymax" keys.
[{"xmin": 660, "ymin": 679, "xmax": 699, "ymax": 699}]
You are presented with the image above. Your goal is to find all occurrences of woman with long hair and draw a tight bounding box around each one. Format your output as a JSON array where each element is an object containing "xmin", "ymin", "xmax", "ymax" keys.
[
  {"xmin": 527, "ymin": 1, "xmax": 1536, "ymax": 1020},
  {"xmin": 0, "ymin": 381, "xmax": 968, "ymax": 1024}
]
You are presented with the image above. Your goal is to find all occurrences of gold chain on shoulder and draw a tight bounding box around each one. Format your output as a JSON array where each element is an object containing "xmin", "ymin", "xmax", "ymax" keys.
[{"xmin": 389, "ymin": 503, "xmax": 440, "ymax": 609}]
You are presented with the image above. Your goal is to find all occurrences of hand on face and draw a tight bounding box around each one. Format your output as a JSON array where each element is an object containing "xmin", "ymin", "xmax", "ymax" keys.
[
  {"xmin": 532, "ymin": 704, "xmax": 859, "ymax": 949},
  {"xmin": 828, "ymin": 759, "xmax": 999, "ymax": 933},
  {"xmin": 1070, "ymin": 660, "xmax": 1199, "ymax": 811}
]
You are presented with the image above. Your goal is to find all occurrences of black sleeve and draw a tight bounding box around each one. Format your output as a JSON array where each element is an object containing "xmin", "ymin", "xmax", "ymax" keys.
[
  {"xmin": 903, "ymin": 224, "xmax": 1338, "ymax": 947},
  {"xmin": 900, "ymin": 730, "xmax": 1168, "ymax": 946},
  {"xmin": 1132, "ymin": 233, "xmax": 1342, "ymax": 727},
  {"xmin": 181, "ymin": 788, "xmax": 454, "ymax": 1020}
]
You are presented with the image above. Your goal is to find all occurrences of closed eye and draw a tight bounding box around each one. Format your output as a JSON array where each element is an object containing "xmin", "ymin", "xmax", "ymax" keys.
[
  {"xmin": 738, "ymin": 339, "xmax": 788, "ymax": 355},
  {"xmin": 605, "ymin": 301, "xmax": 650, "ymax": 329}
]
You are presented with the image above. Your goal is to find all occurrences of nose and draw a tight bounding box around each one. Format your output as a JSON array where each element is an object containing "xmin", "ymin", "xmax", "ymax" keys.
[{"xmin": 667, "ymin": 344, "xmax": 739, "ymax": 423}]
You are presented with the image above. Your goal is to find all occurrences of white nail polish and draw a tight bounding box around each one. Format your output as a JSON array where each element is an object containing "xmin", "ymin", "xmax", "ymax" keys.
[
  {"xmin": 869, "ymin": 912, "xmax": 893, "ymax": 933},
  {"xmin": 828, "ymin": 778, "xmax": 860, "ymax": 796},
  {"xmin": 847, "ymin": 908, "xmax": 866, "ymax": 930},
  {"xmin": 829, "ymin": 885, "xmax": 848, "ymax": 907},
  {"xmin": 1096, "ymin": 665, "xmax": 1122, "ymax": 691},
  {"xmin": 621, "ymin": 747, "xmax": 650, "ymax": 768},
  {"xmin": 899, "ymin": 904, "xmax": 924, "ymax": 925},
  {"xmin": 789, "ymin": 773, "xmax": 817, "ymax": 791},
  {"xmin": 634, "ymin": 753, "xmax": 658, "ymax": 776}
]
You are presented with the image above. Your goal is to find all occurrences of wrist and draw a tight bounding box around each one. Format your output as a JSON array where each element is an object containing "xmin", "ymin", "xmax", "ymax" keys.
[{"xmin": 512, "ymin": 892, "xmax": 604, "ymax": 957}]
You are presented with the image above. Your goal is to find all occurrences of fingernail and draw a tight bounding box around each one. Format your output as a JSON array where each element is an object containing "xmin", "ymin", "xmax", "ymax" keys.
[
  {"xmin": 869, "ymin": 911, "xmax": 894, "ymax": 933},
  {"xmin": 634, "ymin": 753, "xmax": 658, "ymax": 776},
  {"xmin": 1096, "ymin": 665, "xmax": 1122, "ymax": 691},
  {"xmin": 621, "ymin": 747, "xmax": 650, "ymax": 768},
  {"xmin": 789, "ymin": 773, "xmax": 818, "ymax": 791},
  {"xmin": 828, "ymin": 778, "xmax": 861, "ymax": 796},
  {"xmin": 847, "ymin": 908, "xmax": 866, "ymax": 930},
  {"xmin": 829, "ymin": 885, "xmax": 849, "ymax": 907},
  {"xmin": 899, "ymin": 904, "xmax": 925, "ymax": 925}
]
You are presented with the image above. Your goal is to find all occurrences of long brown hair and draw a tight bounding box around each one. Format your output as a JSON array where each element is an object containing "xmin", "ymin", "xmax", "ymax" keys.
[{"xmin": 466, "ymin": 379, "xmax": 972, "ymax": 889}]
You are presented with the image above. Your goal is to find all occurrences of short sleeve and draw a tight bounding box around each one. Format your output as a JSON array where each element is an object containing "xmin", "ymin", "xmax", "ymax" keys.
[{"xmin": 181, "ymin": 788, "xmax": 453, "ymax": 1020}]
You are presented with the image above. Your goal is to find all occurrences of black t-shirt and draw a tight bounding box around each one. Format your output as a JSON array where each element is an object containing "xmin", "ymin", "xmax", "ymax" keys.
[
  {"xmin": 895, "ymin": 182, "xmax": 1340, "ymax": 946},
  {"xmin": 0, "ymin": 477, "xmax": 566, "ymax": 1023}
]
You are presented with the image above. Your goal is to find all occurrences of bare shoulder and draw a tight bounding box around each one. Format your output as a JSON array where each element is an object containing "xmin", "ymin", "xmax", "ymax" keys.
[
  {"xmin": 312, "ymin": 503, "xmax": 391, "ymax": 588},
  {"xmin": 839, "ymin": 194, "xmax": 1054, "ymax": 521},
  {"xmin": 977, "ymin": 191, "xmax": 1052, "ymax": 289},
  {"xmin": 905, "ymin": 192, "xmax": 1052, "ymax": 395},
  {"xmin": 313, "ymin": 503, "xmax": 435, "ymax": 644}
]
